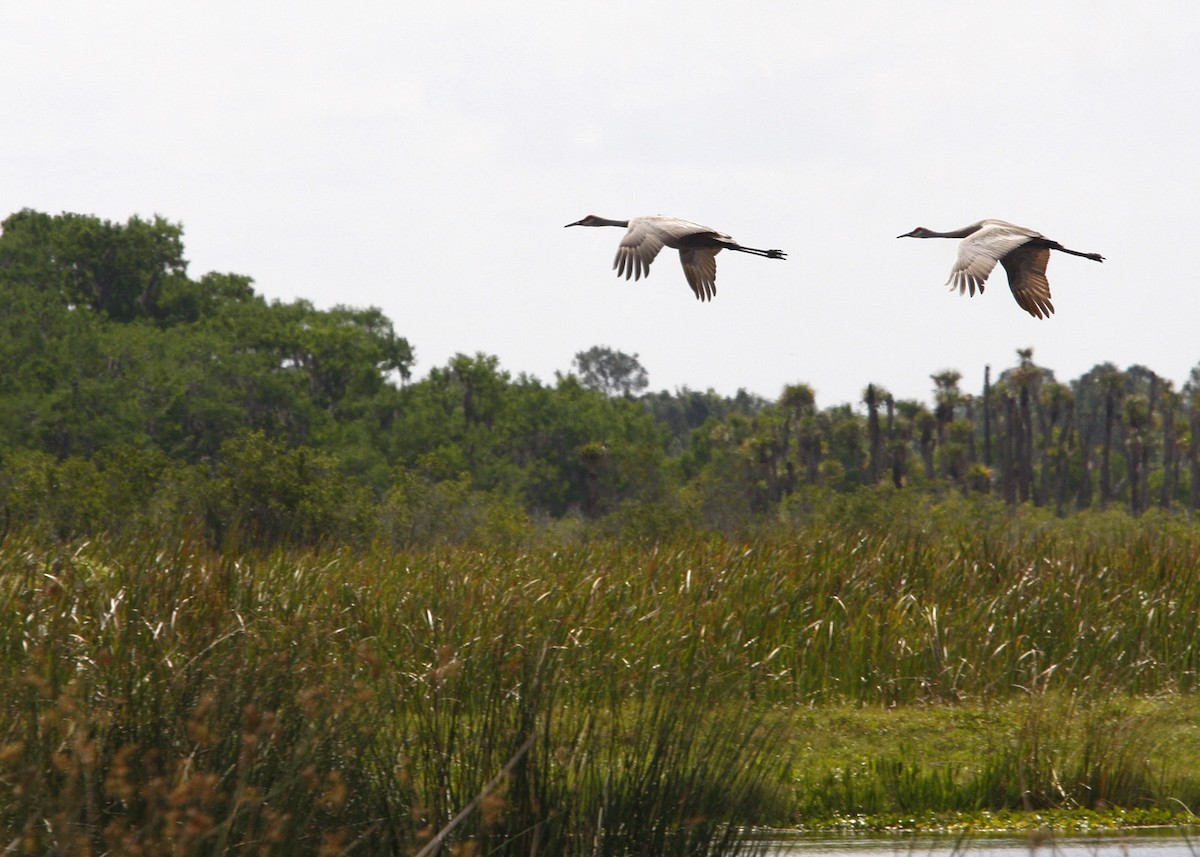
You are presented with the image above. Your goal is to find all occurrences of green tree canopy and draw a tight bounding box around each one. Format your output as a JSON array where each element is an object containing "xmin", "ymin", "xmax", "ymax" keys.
[{"xmin": 570, "ymin": 345, "xmax": 650, "ymax": 397}]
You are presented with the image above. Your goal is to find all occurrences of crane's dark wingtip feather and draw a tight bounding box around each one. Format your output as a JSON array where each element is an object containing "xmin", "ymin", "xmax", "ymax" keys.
[{"xmin": 1018, "ymin": 297, "xmax": 1054, "ymax": 319}]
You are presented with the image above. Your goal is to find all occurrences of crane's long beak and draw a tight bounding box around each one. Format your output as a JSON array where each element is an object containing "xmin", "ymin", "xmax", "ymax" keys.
[{"xmin": 564, "ymin": 220, "xmax": 583, "ymax": 228}]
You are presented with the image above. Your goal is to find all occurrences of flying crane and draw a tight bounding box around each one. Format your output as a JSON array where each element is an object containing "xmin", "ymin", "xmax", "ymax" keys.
[
  {"xmin": 897, "ymin": 219, "xmax": 1104, "ymax": 318},
  {"xmin": 565, "ymin": 214, "xmax": 786, "ymax": 301}
]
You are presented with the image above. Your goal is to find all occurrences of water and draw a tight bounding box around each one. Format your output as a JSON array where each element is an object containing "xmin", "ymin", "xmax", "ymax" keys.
[{"xmin": 760, "ymin": 830, "xmax": 1200, "ymax": 856}]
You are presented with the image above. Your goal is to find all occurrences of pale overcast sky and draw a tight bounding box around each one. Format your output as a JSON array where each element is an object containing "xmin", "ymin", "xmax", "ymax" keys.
[{"xmin": 2, "ymin": 2, "xmax": 1197, "ymax": 408}]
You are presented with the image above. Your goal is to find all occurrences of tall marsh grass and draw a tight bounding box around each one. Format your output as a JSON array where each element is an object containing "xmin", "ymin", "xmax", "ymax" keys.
[{"xmin": 3, "ymin": 493, "xmax": 1200, "ymax": 852}]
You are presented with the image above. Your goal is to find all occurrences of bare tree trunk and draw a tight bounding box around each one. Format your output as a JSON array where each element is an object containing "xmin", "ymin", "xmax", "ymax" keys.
[
  {"xmin": 920, "ymin": 417, "xmax": 936, "ymax": 481},
  {"xmin": 774, "ymin": 415, "xmax": 792, "ymax": 504},
  {"xmin": 965, "ymin": 397, "xmax": 977, "ymax": 467},
  {"xmin": 888, "ymin": 395, "xmax": 904, "ymax": 489},
  {"xmin": 1190, "ymin": 399, "xmax": 1200, "ymax": 513},
  {"xmin": 1143, "ymin": 375, "xmax": 1158, "ymax": 511},
  {"xmin": 1002, "ymin": 395, "xmax": 1018, "ymax": 505},
  {"xmin": 1019, "ymin": 384, "xmax": 1034, "ymax": 503},
  {"xmin": 802, "ymin": 430, "xmax": 821, "ymax": 485},
  {"xmin": 866, "ymin": 384, "xmax": 881, "ymax": 485},
  {"xmin": 1100, "ymin": 388, "xmax": 1116, "ymax": 509},
  {"xmin": 1161, "ymin": 399, "xmax": 1178, "ymax": 510},
  {"xmin": 1077, "ymin": 424, "xmax": 1094, "ymax": 509},
  {"xmin": 1036, "ymin": 391, "xmax": 1054, "ymax": 507},
  {"xmin": 1124, "ymin": 394, "xmax": 1151, "ymax": 516},
  {"xmin": 762, "ymin": 439, "xmax": 780, "ymax": 507},
  {"xmin": 1055, "ymin": 399, "xmax": 1075, "ymax": 515},
  {"xmin": 1127, "ymin": 432, "xmax": 1142, "ymax": 514},
  {"xmin": 983, "ymin": 366, "xmax": 993, "ymax": 467},
  {"xmin": 783, "ymin": 461, "xmax": 796, "ymax": 497}
]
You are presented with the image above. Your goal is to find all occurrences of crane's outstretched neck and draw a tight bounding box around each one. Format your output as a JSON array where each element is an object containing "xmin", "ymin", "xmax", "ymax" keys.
[
  {"xmin": 897, "ymin": 225, "xmax": 982, "ymax": 240},
  {"xmin": 564, "ymin": 215, "xmax": 629, "ymax": 229}
]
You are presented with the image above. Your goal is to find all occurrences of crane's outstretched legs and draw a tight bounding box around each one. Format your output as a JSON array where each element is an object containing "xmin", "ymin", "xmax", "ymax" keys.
[{"xmin": 1041, "ymin": 240, "xmax": 1104, "ymax": 263}]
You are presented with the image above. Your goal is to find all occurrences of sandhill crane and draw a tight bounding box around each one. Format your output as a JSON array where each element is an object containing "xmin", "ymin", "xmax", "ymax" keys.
[
  {"xmin": 564, "ymin": 214, "xmax": 786, "ymax": 301},
  {"xmin": 897, "ymin": 219, "xmax": 1104, "ymax": 319}
]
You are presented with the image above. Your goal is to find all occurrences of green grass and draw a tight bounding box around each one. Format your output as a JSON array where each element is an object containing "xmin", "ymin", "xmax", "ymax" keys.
[
  {"xmin": 3, "ymin": 493, "xmax": 1200, "ymax": 853},
  {"xmin": 784, "ymin": 695, "xmax": 1200, "ymax": 824}
]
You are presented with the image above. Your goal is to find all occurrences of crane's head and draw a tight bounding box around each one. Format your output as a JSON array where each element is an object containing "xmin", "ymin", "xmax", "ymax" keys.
[
  {"xmin": 897, "ymin": 227, "xmax": 934, "ymax": 239},
  {"xmin": 564, "ymin": 215, "xmax": 601, "ymax": 228}
]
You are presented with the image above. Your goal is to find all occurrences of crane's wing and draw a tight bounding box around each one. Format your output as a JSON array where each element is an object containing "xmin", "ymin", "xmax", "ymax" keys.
[
  {"xmin": 1000, "ymin": 245, "xmax": 1054, "ymax": 318},
  {"xmin": 678, "ymin": 247, "xmax": 720, "ymax": 301},
  {"xmin": 613, "ymin": 220, "xmax": 666, "ymax": 282},
  {"xmin": 947, "ymin": 229, "xmax": 1036, "ymax": 297}
]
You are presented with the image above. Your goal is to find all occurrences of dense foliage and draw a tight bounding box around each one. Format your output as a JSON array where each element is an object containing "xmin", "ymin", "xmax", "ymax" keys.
[{"xmin": 3, "ymin": 209, "xmax": 1198, "ymax": 546}]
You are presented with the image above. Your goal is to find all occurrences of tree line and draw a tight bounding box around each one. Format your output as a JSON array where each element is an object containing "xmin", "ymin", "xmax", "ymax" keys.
[{"xmin": 1, "ymin": 209, "xmax": 1197, "ymax": 545}]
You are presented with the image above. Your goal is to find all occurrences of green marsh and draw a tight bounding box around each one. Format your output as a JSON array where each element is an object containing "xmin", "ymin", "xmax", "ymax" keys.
[{"xmin": 3, "ymin": 494, "xmax": 1200, "ymax": 854}]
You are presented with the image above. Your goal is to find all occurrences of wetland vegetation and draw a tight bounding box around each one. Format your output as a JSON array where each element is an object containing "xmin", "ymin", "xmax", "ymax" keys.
[
  {"xmin": 3, "ymin": 210, "xmax": 1200, "ymax": 853},
  {"xmin": 4, "ymin": 496, "xmax": 1200, "ymax": 854}
]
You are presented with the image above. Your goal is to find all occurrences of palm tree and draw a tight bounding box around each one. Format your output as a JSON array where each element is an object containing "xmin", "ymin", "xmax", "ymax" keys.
[
  {"xmin": 931, "ymin": 371, "xmax": 961, "ymax": 475},
  {"xmin": 999, "ymin": 349, "xmax": 1044, "ymax": 504},
  {"xmin": 779, "ymin": 383, "xmax": 816, "ymax": 493},
  {"xmin": 893, "ymin": 400, "xmax": 932, "ymax": 486}
]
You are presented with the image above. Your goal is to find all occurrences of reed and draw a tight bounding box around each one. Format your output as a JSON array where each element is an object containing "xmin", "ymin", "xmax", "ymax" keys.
[
  {"xmin": 3, "ymin": 491, "xmax": 1200, "ymax": 851},
  {"xmin": 0, "ymin": 536, "xmax": 789, "ymax": 855}
]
